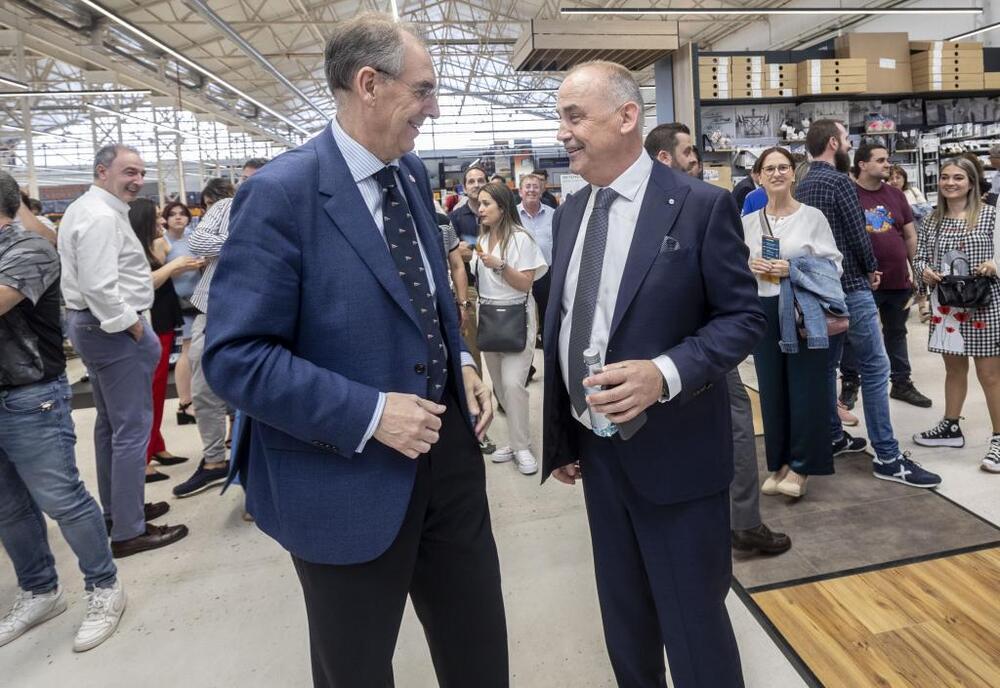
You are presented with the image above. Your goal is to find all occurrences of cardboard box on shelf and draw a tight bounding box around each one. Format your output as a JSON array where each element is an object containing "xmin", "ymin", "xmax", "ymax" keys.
[
  {"xmin": 866, "ymin": 63, "xmax": 912, "ymax": 93},
  {"xmin": 912, "ymin": 51, "xmax": 984, "ymax": 71},
  {"xmin": 731, "ymin": 88, "xmax": 766, "ymax": 99},
  {"xmin": 700, "ymin": 72, "xmax": 731, "ymax": 85},
  {"xmin": 835, "ymin": 33, "xmax": 911, "ymax": 64},
  {"xmin": 730, "ymin": 56, "xmax": 766, "ymax": 76},
  {"xmin": 913, "ymin": 76, "xmax": 986, "ymax": 91},
  {"xmin": 702, "ymin": 87, "xmax": 732, "ymax": 100},
  {"xmin": 703, "ymin": 164, "xmax": 732, "ymax": 190},
  {"xmin": 698, "ymin": 55, "xmax": 731, "ymax": 67},
  {"xmin": 798, "ymin": 79, "xmax": 867, "ymax": 95},
  {"xmin": 767, "ymin": 64, "xmax": 798, "ymax": 78},
  {"xmin": 798, "ymin": 58, "xmax": 867, "ymax": 77},
  {"xmin": 985, "ymin": 73, "xmax": 1000, "ymax": 89},
  {"xmin": 700, "ymin": 63, "xmax": 730, "ymax": 78},
  {"xmin": 766, "ymin": 78, "xmax": 795, "ymax": 90},
  {"xmin": 765, "ymin": 88, "xmax": 797, "ymax": 97},
  {"xmin": 730, "ymin": 73, "xmax": 765, "ymax": 89},
  {"xmin": 909, "ymin": 40, "xmax": 983, "ymax": 53}
]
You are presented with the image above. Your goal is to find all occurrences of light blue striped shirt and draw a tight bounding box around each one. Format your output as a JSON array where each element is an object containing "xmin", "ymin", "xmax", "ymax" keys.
[{"xmin": 328, "ymin": 118, "xmax": 473, "ymax": 452}]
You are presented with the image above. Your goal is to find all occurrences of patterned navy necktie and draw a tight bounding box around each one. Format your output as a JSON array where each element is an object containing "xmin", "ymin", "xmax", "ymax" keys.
[{"xmin": 375, "ymin": 166, "xmax": 448, "ymax": 401}]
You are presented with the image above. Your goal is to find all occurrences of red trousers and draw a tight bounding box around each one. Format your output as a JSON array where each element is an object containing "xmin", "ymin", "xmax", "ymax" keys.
[{"xmin": 147, "ymin": 331, "xmax": 175, "ymax": 462}]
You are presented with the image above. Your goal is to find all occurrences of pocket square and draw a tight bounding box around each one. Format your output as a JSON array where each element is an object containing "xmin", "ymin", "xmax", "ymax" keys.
[{"xmin": 659, "ymin": 236, "xmax": 681, "ymax": 253}]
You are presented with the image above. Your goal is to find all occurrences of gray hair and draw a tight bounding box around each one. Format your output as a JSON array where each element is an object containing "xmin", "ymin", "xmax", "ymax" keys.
[
  {"xmin": 323, "ymin": 13, "xmax": 422, "ymax": 101},
  {"xmin": 567, "ymin": 60, "xmax": 644, "ymax": 111},
  {"xmin": 990, "ymin": 143, "xmax": 1000, "ymax": 158},
  {"xmin": 93, "ymin": 143, "xmax": 140, "ymax": 178},
  {"xmin": 0, "ymin": 171, "xmax": 20, "ymax": 220}
]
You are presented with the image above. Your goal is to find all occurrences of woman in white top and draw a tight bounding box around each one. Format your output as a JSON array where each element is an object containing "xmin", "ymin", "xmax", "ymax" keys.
[
  {"xmin": 742, "ymin": 147, "xmax": 843, "ymax": 499},
  {"xmin": 472, "ymin": 182, "xmax": 548, "ymax": 475}
]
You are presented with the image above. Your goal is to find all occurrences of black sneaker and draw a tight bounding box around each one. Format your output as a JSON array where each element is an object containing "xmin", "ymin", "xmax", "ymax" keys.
[
  {"xmin": 479, "ymin": 435, "xmax": 496, "ymax": 455},
  {"xmin": 913, "ymin": 419, "xmax": 964, "ymax": 448},
  {"xmin": 839, "ymin": 379, "xmax": 859, "ymax": 410},
  {"xmin": 872, "ymin": 452, "xmax": 941, "ymax": 489},
  {"xmin": 832, "ymin": 430, "xmax": 868, "ymax": 456},
  {"xmin": 890, "ymin": 380, "xmax": 932, "ymax": 408},
  {"xmin": 172, "ymin": 460, "xmax": 229, "ymax": 498}
]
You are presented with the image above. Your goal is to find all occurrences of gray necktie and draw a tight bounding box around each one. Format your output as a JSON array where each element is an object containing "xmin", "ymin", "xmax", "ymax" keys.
[{"xmin": 568, "ymin": 187, "xmax": 619, "ymax": 415}]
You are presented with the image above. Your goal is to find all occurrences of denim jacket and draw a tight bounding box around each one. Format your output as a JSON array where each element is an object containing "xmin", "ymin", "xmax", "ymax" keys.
[{"xmin": 778, "ymin": 256, "xmax": 847, "ymax": 353}]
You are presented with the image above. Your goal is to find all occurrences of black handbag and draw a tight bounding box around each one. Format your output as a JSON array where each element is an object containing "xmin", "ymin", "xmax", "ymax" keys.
[
  {"xmin": 474, "ymin": 261, "xmax": 528, "ymax": 353},
  {"xmin": 932, "ymin": 220, "xmax": 993, "ymax": 310}
]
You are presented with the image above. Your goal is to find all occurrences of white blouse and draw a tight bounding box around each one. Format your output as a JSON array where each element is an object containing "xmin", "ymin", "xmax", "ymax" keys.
[
  {"xmin": 471, "ymin": 228, "xmax": 548, "ymax": 302},
  {"xmin": 741, "ymin": 204, "xmax": 843, "ymax": 297}
]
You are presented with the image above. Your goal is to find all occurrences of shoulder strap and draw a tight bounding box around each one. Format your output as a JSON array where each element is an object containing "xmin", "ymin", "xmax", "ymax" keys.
[{"xmin": 758, "ymin": 208, "xmax": 774, "ymax": 237}]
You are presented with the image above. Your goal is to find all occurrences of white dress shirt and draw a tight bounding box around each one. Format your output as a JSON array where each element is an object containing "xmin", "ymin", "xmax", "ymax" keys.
[
  {"xmin": 471, "ymin": 230, "xmax": 548, "ymax": 302},
  {"xmin": 58, "ymin": 185, "xmax": 154, "ymax": 333},
  {"xmin": 559, "ymin": 152, "xmax": 682, "ymax": 428},
  {"xmin": 517, "ymin": 202, "xmax": 554, "ymax": 264},
  {"xmin": 327, "ymin": 117, "xmax": 473, "ymax": 452}
]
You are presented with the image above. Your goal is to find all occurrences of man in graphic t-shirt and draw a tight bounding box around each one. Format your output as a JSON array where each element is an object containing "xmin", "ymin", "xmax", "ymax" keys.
[{"xmin": 840, "ymin": 143, "xmax": 931, "ymax": 408}]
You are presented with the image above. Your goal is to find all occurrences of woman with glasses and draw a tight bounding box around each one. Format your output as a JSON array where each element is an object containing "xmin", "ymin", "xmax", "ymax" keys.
[
  {"xmin": 742, "ymin": 147, "xmax": 844, "ymax": 499},
  {"xmin": 472, "ymin": 182, "xmax": 547, "ymax": 476}
]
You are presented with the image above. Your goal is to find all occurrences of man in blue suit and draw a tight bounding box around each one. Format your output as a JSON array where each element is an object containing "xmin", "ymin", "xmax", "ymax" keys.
[
  {"xmin": 202, "ymin": 14, "xmax": 507, "ymax": 688},
  {"xmin": 543, "ymin": 62, "xmax": 766, "ymax": 687}
]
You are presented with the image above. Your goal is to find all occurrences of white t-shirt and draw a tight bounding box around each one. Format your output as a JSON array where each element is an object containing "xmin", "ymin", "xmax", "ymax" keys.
[
  {"xmin": 741, "ymin": 204, "xmax": 843, "ymax": 298},
  {"xmin": 471, "ymin": 228, "xmax": 548, "ymax": 302}
]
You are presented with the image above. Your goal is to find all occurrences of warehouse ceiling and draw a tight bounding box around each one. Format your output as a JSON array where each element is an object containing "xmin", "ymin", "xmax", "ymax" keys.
[{"xmin": 0, "ymin": 0, "xmax": 929, "ymax": 177}]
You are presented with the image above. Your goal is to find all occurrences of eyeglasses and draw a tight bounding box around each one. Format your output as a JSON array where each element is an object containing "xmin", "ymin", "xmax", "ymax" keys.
[
  {"xmin": 762, "ymin": 164, "xmax": 792, "ymax": 176},
  {"xmin": 375, "ymin": 68, "xmax": 438, "ymax": 101}
]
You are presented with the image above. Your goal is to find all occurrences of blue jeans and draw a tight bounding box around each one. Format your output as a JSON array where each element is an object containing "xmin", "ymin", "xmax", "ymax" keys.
[
  {"xmin": 0, "ymin": 375, "xmax": 117, "ymax": 593},
  {"xmin": 827, "ymin": 290, "xmax": 901, "ymax": 461}
]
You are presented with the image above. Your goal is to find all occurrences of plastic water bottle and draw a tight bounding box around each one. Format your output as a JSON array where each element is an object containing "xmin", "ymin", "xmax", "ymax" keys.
[{"xmin": 583, "ymin": 347, "xmax": 618, "ymax": 438}]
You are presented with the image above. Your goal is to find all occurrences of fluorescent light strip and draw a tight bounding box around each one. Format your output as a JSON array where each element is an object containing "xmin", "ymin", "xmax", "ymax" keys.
[
  {"xmin": 0, "ymin": 76, "xmax": 29, "ymax": 89},
  {"xmin": 560, "ymin": 6, "xmax": 982, "ymax": 16},
  {"xmin": 86, "ymin": 103, "xmax": 212, "ymax": 142},
  {"xmin": 947, "ymin": 20, "xmax": 1000, "ymax": 41},
  {"xmin": 78, "ymin": 0, "xmax": 309, "ymax": 136},
  {"xmin": 0, "ymin": 89, "xmax": 151, "ymax": 98}
]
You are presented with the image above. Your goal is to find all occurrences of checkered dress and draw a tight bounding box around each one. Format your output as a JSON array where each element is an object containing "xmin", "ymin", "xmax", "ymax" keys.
[{"xmin": 914, "ymin": 205, "xmax": 1000, "ymax": 357}]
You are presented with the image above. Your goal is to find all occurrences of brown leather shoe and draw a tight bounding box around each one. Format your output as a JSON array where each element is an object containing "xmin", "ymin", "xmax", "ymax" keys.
[
  {"xmin": 105, "ymin": 503, "xmax": 172, "ymax": 535},
  {"xmin": 111, "ymin": 523, "xmax": 189, "ymax": 558},
  {"xmin": 732, "ymin": 523, "xmax": 792, "ymax": 555}
]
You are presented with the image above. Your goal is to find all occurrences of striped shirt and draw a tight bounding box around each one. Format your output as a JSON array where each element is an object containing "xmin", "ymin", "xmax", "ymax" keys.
[
  {"xmin": 795, "ymin": 160, "xmax": 877, "ymax": 293},
  {"xmin": 188, "ymin": 197, "xmax": 233, "ymax": 313}
]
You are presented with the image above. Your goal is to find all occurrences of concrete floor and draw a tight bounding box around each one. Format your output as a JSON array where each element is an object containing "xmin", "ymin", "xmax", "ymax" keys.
[{"xmin": 2, "ymin": 316, "xmax": 996, "ymax": 687}]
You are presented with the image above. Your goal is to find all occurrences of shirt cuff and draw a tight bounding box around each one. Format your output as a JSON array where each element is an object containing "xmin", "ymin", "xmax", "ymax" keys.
[
  {"xmin": 356, "ymin": 392, "xmax": 387, "ymax": 453},
  {"xmin": 652, "ymin": 355, "xmax": 682, "ymax": 402},
  {"xmin": 460, "ymin": 351, "xmax": 477, "ymax": 371},
  {"xmin": 100, "ymin": 308, "xmax": 139, "ymax": 334}
]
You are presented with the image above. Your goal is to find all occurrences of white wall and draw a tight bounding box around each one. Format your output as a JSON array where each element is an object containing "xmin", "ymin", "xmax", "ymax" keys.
[{"xmin": 708, "ymin": 0, "xmax": 998, "ymax": 51}]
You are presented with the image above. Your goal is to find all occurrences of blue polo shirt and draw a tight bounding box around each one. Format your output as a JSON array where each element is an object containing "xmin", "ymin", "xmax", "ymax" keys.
[{"xmin": 448, "ymin": 203, "xmax": 479, "ymax": 246}]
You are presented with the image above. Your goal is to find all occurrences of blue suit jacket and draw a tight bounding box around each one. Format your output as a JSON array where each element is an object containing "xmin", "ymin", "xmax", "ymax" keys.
[
  {"xmin": 202, "ymin": 128, "xmax": 473, "ymax": 565},
  {"xmin": 541, "ymin": 160, "xmax": 766, "ymax": 504}
]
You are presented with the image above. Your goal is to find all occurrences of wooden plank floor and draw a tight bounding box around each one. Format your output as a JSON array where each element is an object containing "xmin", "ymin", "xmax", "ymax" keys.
[{"xmin": 752, "ymin": 548, "xmax": 1000, "ymax": 688}]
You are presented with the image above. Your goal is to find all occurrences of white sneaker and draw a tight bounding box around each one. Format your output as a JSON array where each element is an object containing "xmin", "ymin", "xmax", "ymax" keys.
[
  {"xmin": 0, "ymin": 587, "xmax": 67, "ymax": 648},
  {"xmin": 491, "ymin": 446, "xmax": 514, "ymax": 463},
  {"xmin": 514, "ymin": 449, "xmax": 538, "ymax": 475},
  {"xmin": 73, "ymin": 580, "xmax": 126, "ymax": 652}
]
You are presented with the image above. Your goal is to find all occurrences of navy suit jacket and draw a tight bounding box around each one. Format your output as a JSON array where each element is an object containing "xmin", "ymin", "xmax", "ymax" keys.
[
  {"xmin": 541, "ymin": 160, "xmax": 766, "ymax": 505},
  {"xmin": 202, "ymin": 128, "xmax": 474, "ymax": 565}
]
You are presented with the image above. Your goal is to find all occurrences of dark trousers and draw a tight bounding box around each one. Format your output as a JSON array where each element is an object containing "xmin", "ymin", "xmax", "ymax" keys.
[
  {"xmin": 753, "ymin": 297, "xmax": 833, "ymax": 476},
  {"xmin": 577, "ymin": 428, "xmax": 744, "ymax": 688},
  {"xmin": 532, "ymin": 272, "xmax": 551, "ymax": 346},
  {"xmin": 292, "ymin": 392, "xmax": 508, "ymax": 688},
  {"xmin": 840, "ymin": 288, "xmax": 912, "ymax": 385}
]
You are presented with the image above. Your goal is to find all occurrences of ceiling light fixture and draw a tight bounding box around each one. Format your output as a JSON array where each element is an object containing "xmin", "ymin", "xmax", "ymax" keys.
[
  {"xmin": 0, "ymin": 89, "xmax": 151, "ymax": 98},
  {"xmin": 947, "ymin": 20, "xmax": 1000, "ymax": 41},
  {"xmin": 77, "ymin": 0, "xmax": 310, "ymax": 135},
  {"xmin": 560, "ymin": 6, "xmax": 983, "ymax": 16},
  {"xmin": 0, "ymin": 76, "xmax": 29, "ymax": 90},
  {"xmin": 86, "ymin": 103, "xmax": 212, "ymax": 142}
]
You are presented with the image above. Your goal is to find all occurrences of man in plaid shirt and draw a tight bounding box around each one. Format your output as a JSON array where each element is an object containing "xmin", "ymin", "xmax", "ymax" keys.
[{"xmin": 795, "ymin": 120, "xmax": 940, "ymax": 489}]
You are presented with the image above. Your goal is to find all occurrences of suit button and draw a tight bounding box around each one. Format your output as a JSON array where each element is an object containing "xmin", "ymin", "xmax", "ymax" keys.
[{"xmin": 414, "ymin": 363, "xmax": 426, "ymax": 374}]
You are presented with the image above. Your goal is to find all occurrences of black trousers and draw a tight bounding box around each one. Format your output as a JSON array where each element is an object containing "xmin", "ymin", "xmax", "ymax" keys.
[
  {"xmin": 292, "ymin": 392, "xmax": 508, "ymax": 688},
  {"xmin": 840, "ymin": 288, "xmax": 912, "ymax": 385},
  {"xmin": 532, "ymin": 272, "xmax": 551, "ymax": 346}
]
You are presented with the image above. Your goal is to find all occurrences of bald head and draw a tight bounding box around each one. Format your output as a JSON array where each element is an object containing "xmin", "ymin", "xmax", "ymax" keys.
[{"xmin": 557, "ymin": 61, "xmax": 645, "ymax": 187}]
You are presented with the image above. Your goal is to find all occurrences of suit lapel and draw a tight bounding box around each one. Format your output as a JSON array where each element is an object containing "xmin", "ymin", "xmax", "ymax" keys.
[
  {"xmin": 318, "ymin": 134, "xmax": 422, "ymax": 332},
  {"xmin": 608, "ymin": 166, "xmax": 689, "ymax": 338},
  {"xmin": 545, "ymin": 186, "xmax": 592, "ymax": 346}
]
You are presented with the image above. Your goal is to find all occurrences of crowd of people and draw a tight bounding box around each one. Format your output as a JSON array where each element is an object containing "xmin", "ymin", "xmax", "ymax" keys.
[{"xmin": 0, "ymin": 11, "xmax": 998, "ymax": 687}]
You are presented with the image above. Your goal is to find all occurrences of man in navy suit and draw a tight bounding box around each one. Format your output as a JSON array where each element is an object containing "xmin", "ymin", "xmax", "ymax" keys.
[
  {"xmin": 543, "ymin": 62, "xmax": 766, "ymax": 687},
  {"xmin": 202, "ymin": 14, "xmax": 507, "ymax": 687}
]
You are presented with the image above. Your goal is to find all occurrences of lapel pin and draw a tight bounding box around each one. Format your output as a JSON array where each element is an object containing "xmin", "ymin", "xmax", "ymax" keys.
[
  {"xmin": 408, "ymin": 174, "xmax": 416, "ymax": 182},
  {"xmin": 668, "ymin": 198, "xmax": 675, "ymax": 205}
]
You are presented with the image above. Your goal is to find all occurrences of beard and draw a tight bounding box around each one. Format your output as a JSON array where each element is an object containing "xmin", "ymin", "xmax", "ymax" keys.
[{"xmin": 834, "ymin": 147, "xmax": 851, "ymax": 174}]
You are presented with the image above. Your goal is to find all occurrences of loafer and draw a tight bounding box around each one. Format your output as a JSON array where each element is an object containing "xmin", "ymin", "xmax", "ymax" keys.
[
  {"xmin": 151, "ymin": 453, "xmax": 190, "ymax": 466},
  {"xmin": 111, "ymin": 523, "xmax": 189, "ymax": 558},
  {"xmin": 172, "ymin": 460, "xmax": 229, "ymax": 498},
  {"xmin": 732, "ymin": 523, "xmax": 792, "ymax": 555},
  {"xmin": 144, "ymin": 470, "xmax": 169, "ymax": 484},
  {"xmin": 105, "ymin": 502, "xmax": 171, "ymax": 535}
]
